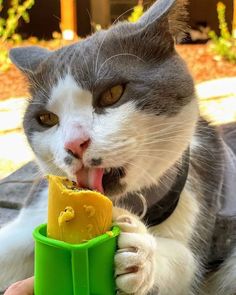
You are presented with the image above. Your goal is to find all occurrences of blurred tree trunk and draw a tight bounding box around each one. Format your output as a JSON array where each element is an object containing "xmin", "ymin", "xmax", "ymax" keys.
[
  {"xmin": 60, "ymin": 0, "xmax": 77, "ymax": 40},
  {"xmin": 90, "ymin": 0, "xmax": 110, "ymax": 29},
  {"xmin": 233, "ymin": 0, "xmax": 236, "ymax": 38}
]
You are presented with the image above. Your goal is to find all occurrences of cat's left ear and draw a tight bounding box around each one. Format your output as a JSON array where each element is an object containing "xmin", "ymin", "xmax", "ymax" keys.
[{"xmin": 9, "ymin": 46, "xmax": 51, "ymax": 74}]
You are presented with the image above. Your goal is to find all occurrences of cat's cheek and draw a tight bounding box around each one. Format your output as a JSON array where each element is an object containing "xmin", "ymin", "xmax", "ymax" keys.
[
  {"xmin": 30, "ymin": 129, "xmax": 61, "ymax": 173},
  {"xmin": 30, "ymin": 125, "xmax": 81, "ymax": 178},
  {"xmin": 31, "ymin": 131, "xmax": 54, "ymax": 161}
]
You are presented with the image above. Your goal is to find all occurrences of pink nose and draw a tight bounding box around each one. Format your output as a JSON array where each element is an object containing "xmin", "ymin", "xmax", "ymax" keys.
[{"xmin": 65, "ymin": 137, "xmax": 90, "ymax": 159}]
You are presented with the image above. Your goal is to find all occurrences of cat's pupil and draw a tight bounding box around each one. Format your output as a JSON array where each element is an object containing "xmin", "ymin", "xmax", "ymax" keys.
[
  {"xmin": 99, "ymin": 84, "xmax": 124, "ymax": 107},
  {"xmin": 37, "ymin": 112, "xmax": 59, "ymax": 127}
]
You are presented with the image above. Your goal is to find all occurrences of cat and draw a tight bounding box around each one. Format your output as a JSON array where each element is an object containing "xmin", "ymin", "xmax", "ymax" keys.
[{"xmin": 1, "ymin": 0, "xmax": 236, "ymax": 294}]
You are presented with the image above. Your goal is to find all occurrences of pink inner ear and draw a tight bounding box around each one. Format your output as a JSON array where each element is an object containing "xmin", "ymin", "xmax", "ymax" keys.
[{"xmin": 76, "ymin": 168, "xmax": 104, "ymax": 193}]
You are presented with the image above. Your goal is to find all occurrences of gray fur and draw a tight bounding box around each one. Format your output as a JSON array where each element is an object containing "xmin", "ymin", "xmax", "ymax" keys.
[
  {"xmin": 90, "ymin": 158, "xmax": 103, "ymax": 166},
  {"xmin": 64, "ymin": 156, "xmax": 73, "ymax": 166},
  {"xmin": 9, "ymin": 46, "xmax": 51, "ymax": 72},
  {"xmin": 10, "ymin": 0, "xmax": 193, "ymax": 124},
  {"xmin": 7, "ymin": 0, "xmax": 236, "ymax": 294},
  {"xmin": 12, "ymin": 16, "xmax": 195, "ymax": 157}
]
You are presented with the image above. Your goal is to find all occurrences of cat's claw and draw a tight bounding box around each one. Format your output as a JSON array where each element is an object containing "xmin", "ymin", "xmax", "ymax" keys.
[{"xmin": 114, "ymin": 213, "xmax": 157, "ymax": 295}]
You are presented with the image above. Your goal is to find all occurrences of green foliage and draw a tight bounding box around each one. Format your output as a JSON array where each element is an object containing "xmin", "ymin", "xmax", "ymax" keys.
[
  {"xmin": 209, "ymin": 2, "xmax": 236, "ymax": 63},
  {"xmin": 0, "ymin": 49, "xmax": 11, "ymax": 72},
  {"xmin": 0, "ymin": 0, "xmax": 34, "ymax": 42},
  {"xmin": 0, "ymin": 0, "xmax": 34, "ymax": 73},
  {"xmin": 128, "ymin": 1, "xmax": 144, "ymax": 23}
]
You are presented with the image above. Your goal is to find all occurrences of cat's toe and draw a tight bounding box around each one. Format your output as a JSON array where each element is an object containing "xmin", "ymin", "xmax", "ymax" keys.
[
  {"xmin": 115, "ymin": 232, "xmax": 156, "ymax": 294},
  {"xmin": 113, "ymin": 212, "xmax": 147, "ymax": 234}
]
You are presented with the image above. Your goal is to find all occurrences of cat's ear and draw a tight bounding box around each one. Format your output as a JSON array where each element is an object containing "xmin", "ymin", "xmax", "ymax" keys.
[
  {"xmin": 116, "ymin": 0, "xmax": 188, "ymax": 53},
  {"xmin": 9, "ymin": 46, "xmax": 51, "ymax": 74},
  {"xmin": 136, "ymin": 0, "xmax": 188, "ymax": 38},
  {"xmin": 138, "ymin": 0, "xmax": 176, "ymax": 25},
  {"xmin": 113, "ymin": 0, "xmax": 188, "ymax": 58}
]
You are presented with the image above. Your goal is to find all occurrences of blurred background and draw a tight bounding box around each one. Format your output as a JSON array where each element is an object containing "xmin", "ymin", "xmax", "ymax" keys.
[
  {"xmin": 0, "ymin": 0, "xmax": 236, "ymax": 179},
  {"xmin": 0, "ymin": 0, "xmax": 234, "ymax": 39}
]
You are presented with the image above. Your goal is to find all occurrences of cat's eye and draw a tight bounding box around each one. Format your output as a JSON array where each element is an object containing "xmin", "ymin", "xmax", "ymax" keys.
[
  {"xmin": 99, "ymin": 84, "xmax": 125, "ymax": 107},
  {"xmin": 37, "ymin": 111, "xmax": 59, "ymax": 127}
]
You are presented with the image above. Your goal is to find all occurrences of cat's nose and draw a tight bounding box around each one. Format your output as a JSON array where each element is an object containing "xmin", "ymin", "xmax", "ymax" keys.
[{"xmin": 65, "ymin": 137, "xmax": 90, "ymax": 159}]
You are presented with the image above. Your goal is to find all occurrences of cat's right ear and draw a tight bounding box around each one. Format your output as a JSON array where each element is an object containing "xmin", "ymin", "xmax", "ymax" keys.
[
  {"xmin": 136, "ymin": 0, "xmax": 188, "ymax": 38},
  {"xmin": 9, "ymin": 46, "xmax": 51, "ymax": 74}
]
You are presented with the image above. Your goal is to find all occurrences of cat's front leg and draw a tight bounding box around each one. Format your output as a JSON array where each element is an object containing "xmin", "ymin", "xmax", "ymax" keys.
[
  {"xmin": 0, "ymin": 188, "xmax": 47, "ymax": 292},
  {"xmin": 113, "ymin": 208, "xmax": 196, "ymax": 295},
  {"xmin": 0, "ymin": 212, "xmax": 35, "ymax": 292}
]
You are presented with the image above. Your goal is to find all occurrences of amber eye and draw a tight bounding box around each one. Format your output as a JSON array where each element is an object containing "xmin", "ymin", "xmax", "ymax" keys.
[
  {"xmin": 37, "ymin": 111, "xmax": 59, "ymax": 127},
  {"xmin": 99, "ymin": 84, "xmax": 125, "ymax": 107}
]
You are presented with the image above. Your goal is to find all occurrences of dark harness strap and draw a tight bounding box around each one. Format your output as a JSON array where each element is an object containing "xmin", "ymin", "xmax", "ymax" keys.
[{"xmin": 143, "ymin": 148, "xmax": 190, "ymax": 227}]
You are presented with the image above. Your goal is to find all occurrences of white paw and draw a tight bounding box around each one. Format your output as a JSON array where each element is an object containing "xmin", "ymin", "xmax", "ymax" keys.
[{"xmin": 114, "ymin": 213, "xmax": 157, "ymax": 295}]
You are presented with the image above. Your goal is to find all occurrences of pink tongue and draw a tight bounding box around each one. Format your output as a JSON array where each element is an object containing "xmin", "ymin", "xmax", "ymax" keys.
[{"xmin": 76, "ymin": 168, "xmax": 104, "ymax": 193}]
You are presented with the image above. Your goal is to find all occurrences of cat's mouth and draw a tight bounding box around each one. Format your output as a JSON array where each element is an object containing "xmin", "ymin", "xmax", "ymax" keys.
[{"xmin": 75, "ymin": 166, "xmax": 126, "ymax": 195}]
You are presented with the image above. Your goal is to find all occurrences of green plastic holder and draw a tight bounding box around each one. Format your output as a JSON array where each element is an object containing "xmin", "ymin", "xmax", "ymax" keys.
[{"xmin": 33, "ymin": 224, "xmax": 120, "ymax": 295}]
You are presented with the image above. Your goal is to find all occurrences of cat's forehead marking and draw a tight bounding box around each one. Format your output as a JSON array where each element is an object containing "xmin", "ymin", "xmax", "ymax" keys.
[{"xmin": 48, "ymin": 74, "xmax": 93, "ymax": 116}]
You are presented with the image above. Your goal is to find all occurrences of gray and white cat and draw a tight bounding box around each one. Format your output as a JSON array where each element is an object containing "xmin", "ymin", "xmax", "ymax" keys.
[{"xmin": 1, "ymin": 0, "xmax": 236, "ymax": 294}]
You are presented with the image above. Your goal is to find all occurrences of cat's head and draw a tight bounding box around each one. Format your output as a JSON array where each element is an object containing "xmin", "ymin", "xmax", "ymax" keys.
[{"xmin": 10, "ymin": 0, "xmax": 198, "ymax": 199}]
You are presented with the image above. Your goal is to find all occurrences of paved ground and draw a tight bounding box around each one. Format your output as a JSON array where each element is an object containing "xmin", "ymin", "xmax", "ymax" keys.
[
  {"xmin": 0, "ymin": 161, "xmax": 38, "ymax": 228},
  {"xmin": 0, "ymin": 98, "xmax": 33, "ymax": 179},
  {"xmin": 197, "ymin": 77, "xmax": 236, "ymax": 124}
]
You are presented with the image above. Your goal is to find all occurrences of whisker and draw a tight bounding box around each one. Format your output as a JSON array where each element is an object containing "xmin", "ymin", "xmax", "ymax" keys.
[
  {"xmin": 97, "ymin": 53, "xmax": 145, "ymax": 77},
  {"xmin": 123, "ymin": 160, "xmax": 158, "ymax": 185}
]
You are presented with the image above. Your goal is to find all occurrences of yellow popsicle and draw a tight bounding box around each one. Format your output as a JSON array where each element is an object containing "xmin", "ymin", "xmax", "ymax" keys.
[{"xmin": 47, "ymin": 175, "xmax": 113, "ymax": 244}]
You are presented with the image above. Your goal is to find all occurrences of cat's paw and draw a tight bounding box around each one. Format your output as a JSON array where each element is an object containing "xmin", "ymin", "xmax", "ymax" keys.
[{"xmin": 113, "ymin": 210, "xmax": 157, "ymax": 295}]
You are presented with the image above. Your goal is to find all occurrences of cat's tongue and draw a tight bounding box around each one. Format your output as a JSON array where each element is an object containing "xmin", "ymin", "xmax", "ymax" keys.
[{"xmin": 76, "ymin": 168, "xmax": 104, "ymax": 193}]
